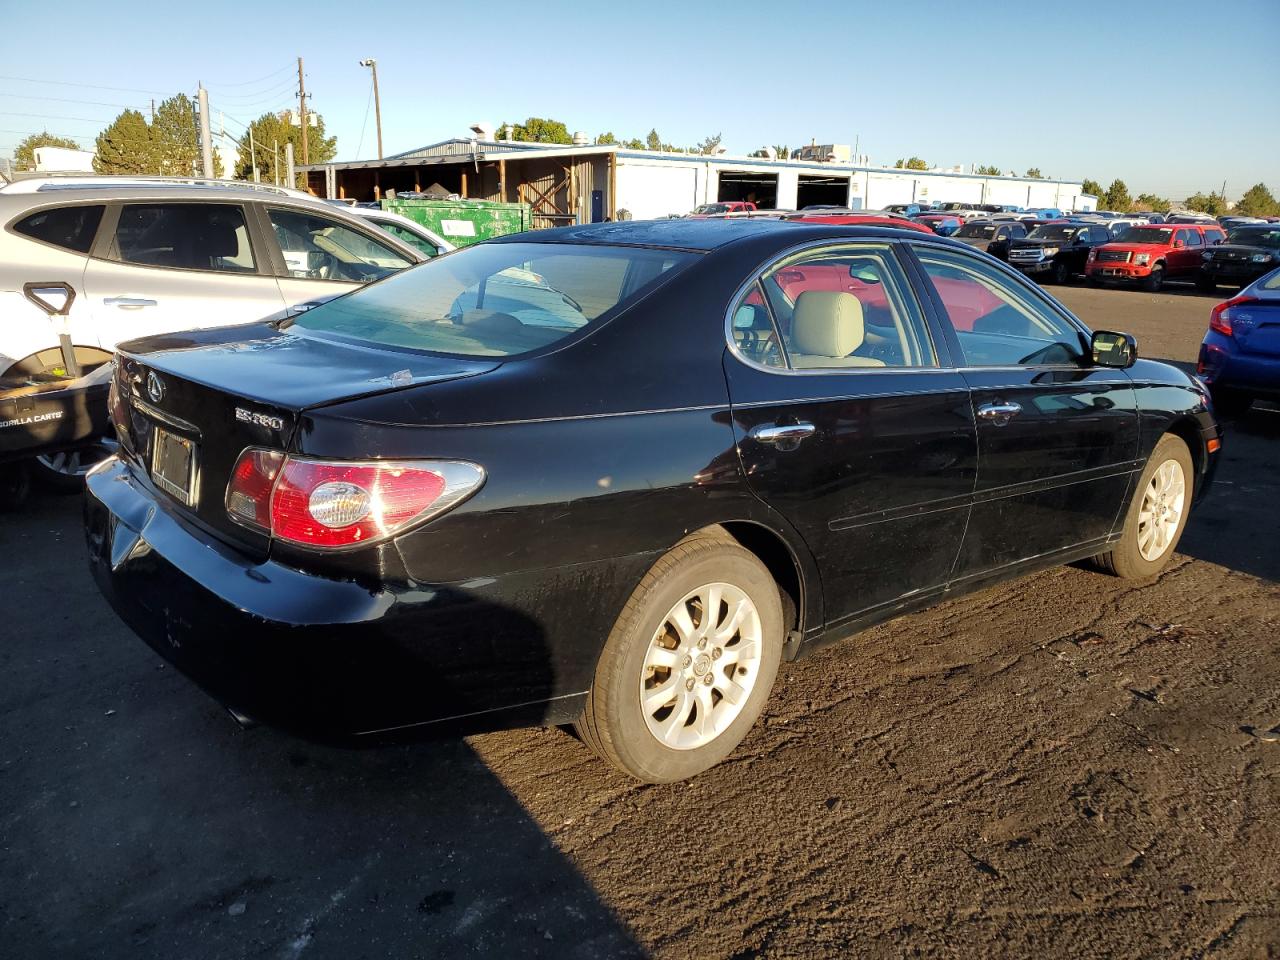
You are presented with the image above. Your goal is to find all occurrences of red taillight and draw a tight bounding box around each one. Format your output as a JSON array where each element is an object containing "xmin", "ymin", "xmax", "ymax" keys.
[
  {"xmin": 226, "ymin": 449, "xmax": 284, "ymax": 530},
  {"xmin": 225, "ymin": 449, "xmax": 483, "ymax": 549},
  {"xmin": 1209, "ymin": 295, "xmax": 1257, "ymax": 337}
]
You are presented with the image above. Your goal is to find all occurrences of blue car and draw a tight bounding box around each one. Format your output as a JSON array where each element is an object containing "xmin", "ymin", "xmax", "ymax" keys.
[{"xmin": 1197, "ymin": 266, "xmax": 1280, "ymax": 416}]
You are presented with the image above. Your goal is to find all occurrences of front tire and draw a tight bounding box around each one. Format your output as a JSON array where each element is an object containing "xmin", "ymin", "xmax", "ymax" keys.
[
  {"xmin": 576, "ymin": 533, "xmax": 783, "ymax": 782},
  {"xmin": 1143, "ymin": 265, "xmax": 1165, "ymax": 293},
  {"xmin": 1050, "ymin": 259, "xmax": 1069, "ymax": 285},
  {"xmin": 1093, "ymin": 434, "xmax": 1193, "ymax": 579}
]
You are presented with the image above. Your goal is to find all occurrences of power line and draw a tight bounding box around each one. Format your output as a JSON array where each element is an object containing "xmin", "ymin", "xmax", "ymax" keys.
[
  {"xmin": 205, "ymin": 77, "xmax": 298, "ymax": 106},
  {"xmin": 0, "ymin": 74, "xmax": 168, "ymax": 96},
  {"xmin": 0, "ymin": 91, "xmax": 150, "ymax": 112},
  {"xmin": 205, "ymin": 63, "xmax": 294, "ymax": 88},
  {"xmin": 0, "ymin": 110, "xmax": 117, "ymax": 124}
]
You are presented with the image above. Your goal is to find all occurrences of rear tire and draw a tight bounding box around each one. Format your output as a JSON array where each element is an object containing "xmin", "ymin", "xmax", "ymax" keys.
[
  {"xmin": 1093, "ymin": 434, "xmax": 1193, "ymax": 579},
  {"xmin": 576, "ymin": 533, "xmax": 783, "ymax": 782},
  {"xmin": 32, "ymin": 440, "xmax": 116, "ymax": 493},
  {"xmin": 1143, "ymin": 265, "xmax": 1165, "ymax": 293}
]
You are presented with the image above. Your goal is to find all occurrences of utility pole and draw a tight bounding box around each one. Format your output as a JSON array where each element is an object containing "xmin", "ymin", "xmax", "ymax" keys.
[
  {"xmin": 249, "ymin": 124, "xmax": 259, "ymax": 183},
  {"xmin": 273, "ymin": 140, "xmax": 280, "ymax": 185},
  {"xmin": 285, "ymin": 141, "xmax": 295, "ymax": 189},
  {"xmin": 360, "ymin": 58, "xmax": 383, "ymax": 159},
  {"xmin": 297, "ymin": 56, "xmax": 309, "ymax": 165},
  {"xmin": 197, "ymin": 84, "xmax": 214, "ymax": 178}
]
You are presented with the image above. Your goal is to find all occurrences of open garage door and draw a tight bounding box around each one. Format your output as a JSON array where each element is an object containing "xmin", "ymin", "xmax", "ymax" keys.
[
  {"xmin": 718, "ymin": 172, "xmax": 778, "ymax": 209},
  {"xmin": 797, "ymin": 175, "xmax": 850, "ymax": 210}
]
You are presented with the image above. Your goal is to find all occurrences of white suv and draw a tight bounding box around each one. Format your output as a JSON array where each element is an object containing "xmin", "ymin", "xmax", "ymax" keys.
[{"xmin": 0, "ymin": 180, "xmax": 426, "ymax": 378}]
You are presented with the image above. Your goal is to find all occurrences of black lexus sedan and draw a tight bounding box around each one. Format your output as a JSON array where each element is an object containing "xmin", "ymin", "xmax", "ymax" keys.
[{"xmin": 85, "ymin": 219, "xmax": 1220, "ymax": 783}]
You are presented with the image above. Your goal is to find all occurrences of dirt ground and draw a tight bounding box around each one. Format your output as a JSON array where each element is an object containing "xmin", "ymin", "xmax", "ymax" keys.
[{"xmin": 2, "ymin": 283, "xmax": 1277, "ymax": 959}]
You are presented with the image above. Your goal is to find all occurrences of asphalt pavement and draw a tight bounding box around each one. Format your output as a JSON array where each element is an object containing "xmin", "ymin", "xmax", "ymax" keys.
[{"xmin": 2, "ymin": 282, "xmax": 1277, "ymax": 959}]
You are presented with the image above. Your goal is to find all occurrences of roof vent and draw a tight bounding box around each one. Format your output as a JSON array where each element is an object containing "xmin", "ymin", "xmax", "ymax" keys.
[
  {"xmin": 572, "ymin": 131, "xmax": 589, "ymax": 146},
  {"xmin": 469, "ymin": 122, "xmax": 495, "ymax": 141}
]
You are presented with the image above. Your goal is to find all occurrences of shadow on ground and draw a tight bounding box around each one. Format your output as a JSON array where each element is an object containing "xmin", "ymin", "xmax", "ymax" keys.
[{"xmin": 0, "ymin": 493, "xmax": 645, "ymax": 960}]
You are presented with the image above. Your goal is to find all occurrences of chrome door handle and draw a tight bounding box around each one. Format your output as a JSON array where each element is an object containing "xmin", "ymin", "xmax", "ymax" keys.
[
  {"xmin": 748, "ymin": 422, "xmax": 817, "ymax": 446},
  {"xmin": 977, "ymin": 401, "xmax": 1022, "ymax": 425},
  {"xmin": 104, "ymin": 297, "xmax": 158, "ymax": 309}
]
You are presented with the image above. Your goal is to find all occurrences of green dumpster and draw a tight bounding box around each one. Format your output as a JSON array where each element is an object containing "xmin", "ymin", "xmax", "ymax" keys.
[{"xmin": 380, "ymin": 198, "xmax": 532, "ymax": 248}]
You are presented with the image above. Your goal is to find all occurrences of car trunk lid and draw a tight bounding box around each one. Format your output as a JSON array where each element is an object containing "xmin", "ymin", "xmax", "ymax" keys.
[
  {"xmin": 1228, "ymin": 297, "xmax": 1280, "ymax": 358},
  {"xmin": 113, "ymin": 321, "xmax": 498, "ymax": 550}
]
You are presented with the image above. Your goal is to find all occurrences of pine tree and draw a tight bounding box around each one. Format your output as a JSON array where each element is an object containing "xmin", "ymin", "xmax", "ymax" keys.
[
  {"xmin": 94, "ymin": 110, "xmax": 155, "ymax": 174},
  {"xmin": 1234, "ymin": 183, "xmax": 1277, "ymax": 218},
  {"xmin": 236, "ymin": 111, "xmax": 337, "ymax": 186}
]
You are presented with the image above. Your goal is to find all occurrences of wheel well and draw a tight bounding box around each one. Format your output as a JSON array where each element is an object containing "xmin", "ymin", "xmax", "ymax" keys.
[
  {"xmin": 1164, "ymin": 418, "xmax": 1203, "ymax": 493},
  {"xmin": 3, "ymin": 345, "xmax": 112, "ymax": 378},
  {"xmin": 701, "ymin": 521, "xmax": 806, "ymax": 639}
]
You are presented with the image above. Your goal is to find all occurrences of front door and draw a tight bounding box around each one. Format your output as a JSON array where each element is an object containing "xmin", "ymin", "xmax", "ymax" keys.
[
  {"xmin": 909, "ymin": 244, "xmax": 1140, "ymax": 577},
  {"xmin": 725, "ymin": 241, "xmax": 977, "ymax": 628},
  {"xmin": 83, "ymin": 202, "xmax": 285, "ymax": 348}
]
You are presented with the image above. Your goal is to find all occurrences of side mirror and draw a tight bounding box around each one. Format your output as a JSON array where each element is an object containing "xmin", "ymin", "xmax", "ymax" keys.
[
  {"xmin": 1091, "ymin": 330, "xmax": 1137, "ymax": 369},
  {"xmin": 1173, "ymin": 240, "xmax": 1185, "ymax": 249}
]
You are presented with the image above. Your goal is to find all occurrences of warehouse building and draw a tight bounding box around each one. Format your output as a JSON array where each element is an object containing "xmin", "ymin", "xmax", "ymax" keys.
[{"xmin": 301, "ymin": 130, "xmax": 1093, "ymax": 225}]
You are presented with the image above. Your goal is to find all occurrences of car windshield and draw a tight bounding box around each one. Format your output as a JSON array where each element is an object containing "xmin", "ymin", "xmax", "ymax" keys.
[
  {"xmin": 289, "ymin": 241, "xmax": 696, "ymax": 357},
  {"xmin": 956, "ymin": 223, "xmax": 997, "ymax": 238},
  {"xmin": 1227, "ymin": 228, "xmax": 1280, "ymax": 249},
  {"xmin": 1116, "ymin": 227, "xmax": 1174, "ymax": 244},
  {"xmin": 1027, "ymin": 225, "xmax": 1080, "ymax": 242},
  {"xmin": 694, "ymin": 204, "xmax": 730, "ymax": 215}
]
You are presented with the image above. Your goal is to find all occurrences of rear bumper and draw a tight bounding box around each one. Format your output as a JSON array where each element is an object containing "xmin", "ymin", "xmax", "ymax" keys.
[
  {"xmin": 1198, "ymin": 335, "xmax": 1280, "ymax": 398},
  {"xmin": 84, "ymin": 458, "xmax": 598, "ymax": 742}
]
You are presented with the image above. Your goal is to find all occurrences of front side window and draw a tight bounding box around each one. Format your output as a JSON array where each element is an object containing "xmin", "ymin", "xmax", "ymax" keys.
[
  {"xmin": 114, "ymin": 204, "xmax": 256, "ymax": 273},
  {"xmin": 14, "ymin": 204, "xmax": 104, "ymax": 253},
  {"xmin": 1185, "ymin": 230, "xmax": 1203, "ymax": 247},
  {"xmin": 914, "ymin": 246, "xmax": 1085, "ymax": 367},
  {"xmin": 268, "ymin": 208, "xmax": 413, "ymax": 283},
  {"xmin": 290, "ymin": 241, "xmax": 694, "ymax": 358},
  {"xmin": 371, "ymin": 220, "xmax": 442, "ymax": 257},
  {"xmin": 738, "ymin": 243, "xmax": 936, "ymax": 370}
]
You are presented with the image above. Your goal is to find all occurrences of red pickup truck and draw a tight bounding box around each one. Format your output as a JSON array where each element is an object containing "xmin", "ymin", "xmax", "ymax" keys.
[{"xmin": 1086, "ymin": 223, "xmax": 1226, "ymax": 291}]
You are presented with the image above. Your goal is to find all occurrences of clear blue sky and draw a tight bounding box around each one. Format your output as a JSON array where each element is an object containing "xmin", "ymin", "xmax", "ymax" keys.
[{"xmin": 1, "ymin": 0, "xmax": 1276, "ymax": 199}]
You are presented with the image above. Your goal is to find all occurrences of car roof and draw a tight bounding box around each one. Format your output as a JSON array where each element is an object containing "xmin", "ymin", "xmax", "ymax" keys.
[{"xmin": 488, "ymin": 217, "xmax": 956, "ymax": 252}]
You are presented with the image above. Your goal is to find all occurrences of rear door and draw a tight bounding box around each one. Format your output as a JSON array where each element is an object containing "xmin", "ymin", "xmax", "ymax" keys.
[
  {"xmin": 1176, "ymin": 228, "xmax": 1204, "ymax": 277},
  {"xmin": 83, "ymin": 201, "xmax": 285, "ymax": 346},
  {"xmin": 724, "ymin": 240, "xmax": 977, "ymax": 627},
  {"xmin": 908, "ymin": 244, "xmax": 1139, "ymax": 577}
]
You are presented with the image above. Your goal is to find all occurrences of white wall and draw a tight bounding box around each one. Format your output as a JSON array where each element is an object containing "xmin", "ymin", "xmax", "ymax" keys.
[
  {"xmin": 615, "ymin": 152, "xmax": 1087, "ymax": 215},
  {"xmin": 616, "ymin": 159, "xmax": 702, "ymax": 218},
  {"xmin": 33, "ymin": 146, "xmax": 95, "ymax": 172}
]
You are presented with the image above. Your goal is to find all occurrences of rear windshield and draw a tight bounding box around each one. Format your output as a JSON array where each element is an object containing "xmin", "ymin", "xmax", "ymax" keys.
[
  {"xmin": 694, "ymin": 204, "xmax": 730, "ymax": 215},
  {"xmin": 289, "ymin": 241, "xmax": 695, "ymax": 357},
  {"xmin": 1117, "ymin": 227, "xmax": 1174, "ymax": 244},
  {"xmin": 956, "ymin": 223, "xmax": 997, "ymax": 238},
  {"xmin": 1227, "ymin": 228, "xmax": 1280, "ymax": 249}
]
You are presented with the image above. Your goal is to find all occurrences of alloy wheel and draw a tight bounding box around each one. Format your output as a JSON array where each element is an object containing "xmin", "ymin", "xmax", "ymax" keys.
[
  {"xmin": 639, "ymin": 582, "xmax": 763, "ymax": 750},
  {"xmin": 1137, "ymin": 458, "xmax": 1186, "ymax": 562}
]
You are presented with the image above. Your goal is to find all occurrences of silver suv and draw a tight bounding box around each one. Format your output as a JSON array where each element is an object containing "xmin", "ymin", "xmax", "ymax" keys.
[{"xmin": 0, "ymin": 180, "xmax": 426, "ymax": 380}]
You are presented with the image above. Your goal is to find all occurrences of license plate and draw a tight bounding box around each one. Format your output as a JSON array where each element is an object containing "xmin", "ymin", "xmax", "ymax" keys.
[
  {"xmin": 151, "ymin": 427, "xmax": 197, "ymax": 505},
  {"xmin": 1104, "ymin": 269, "xmax": 1123, "ymax": 276}
]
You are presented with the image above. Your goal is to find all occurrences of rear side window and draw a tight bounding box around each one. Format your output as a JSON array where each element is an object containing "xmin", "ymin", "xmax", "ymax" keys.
[
  {"xmin": 13, "ymin": 204, "xmax": 104, "ymax": 253},
  {"xmin": 290, "ymin": 241, "xmax": 695, "ymax": 358},
  {"xmin": 114, "ymin": 204, "xmax": 256, "ymax": 273}
]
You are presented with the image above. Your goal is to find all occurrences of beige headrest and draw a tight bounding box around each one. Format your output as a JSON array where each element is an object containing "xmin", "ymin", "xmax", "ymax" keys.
[{"xmin": 792, "ymin": 291, "xmax": 865, "ymax": 358}]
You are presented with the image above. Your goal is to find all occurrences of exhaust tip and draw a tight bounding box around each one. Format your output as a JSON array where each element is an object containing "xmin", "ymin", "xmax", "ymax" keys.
[{"xmin": 226, "ymin": 707, "xmax": 259, "ymax": 730}]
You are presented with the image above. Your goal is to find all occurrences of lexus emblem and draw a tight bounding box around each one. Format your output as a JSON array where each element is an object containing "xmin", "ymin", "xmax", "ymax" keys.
[{"xmin": 146, "ymin": 371, "xmax": 165, "ymax": 403}]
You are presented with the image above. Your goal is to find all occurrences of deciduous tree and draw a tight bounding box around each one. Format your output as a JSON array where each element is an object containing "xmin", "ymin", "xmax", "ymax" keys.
[
  {"xmin": 1024, "ymin": 167, "xmax": 1044, "ymax": 179},
  {"xmin": 1185, "ymin": 191, "xmax": 1226, "ymax": 216},
  {"xmin": 1081, "ymin": 178, "xmax": 1105, "ymax": 200},
  {"xmin": 235, "ymin": 110, "xmax": 336, "ymax": 185},
  {"xmin": 895, "ymin": 157, "xmax": 928, "ymax": 171},
  {"xmin": 1234, "ymin": 183, "xmax": 1277, "ymax": 217},
  {"xmin": 13, "ymin": 131, "xmax": 82, "ymax": 170}
]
